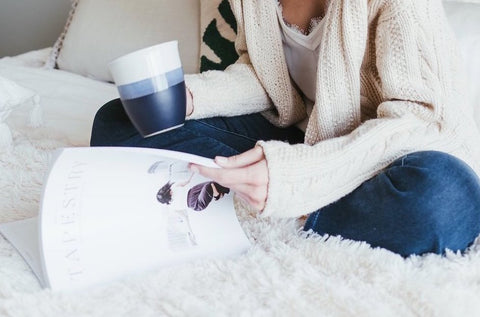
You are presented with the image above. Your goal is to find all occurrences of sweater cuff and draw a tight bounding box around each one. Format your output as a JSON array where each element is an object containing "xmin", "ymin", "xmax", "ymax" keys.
[
  {"xmin": 257, "ymin": 140, "xmax": 319, "ymax": 218},
  {"xmin": 184, "ymin": 74, "xmax": 218, "ymax": 120}
]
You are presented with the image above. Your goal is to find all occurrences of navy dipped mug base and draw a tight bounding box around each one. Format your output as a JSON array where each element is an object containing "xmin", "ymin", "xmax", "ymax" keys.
[{"xmin": 120, "ymin": 81, "xmax": 187, "ymax": 138}]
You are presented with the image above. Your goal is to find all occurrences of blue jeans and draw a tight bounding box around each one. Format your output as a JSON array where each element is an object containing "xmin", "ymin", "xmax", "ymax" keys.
[
  {"xmin": 90, "ymin": 99, "xmax": 304, "ymax": 158},
  {"xmin": 91, "ymin": 99, "xmax": 480, "ymax": 257}
]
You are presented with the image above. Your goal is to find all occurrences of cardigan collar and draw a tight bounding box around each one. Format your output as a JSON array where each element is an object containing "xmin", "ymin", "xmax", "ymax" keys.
[
  {"xmin": 244, "ymin": 0, "xmax": 368, "ymax": 143},
  {"xmin": 243, "ymin": 0, "xmax": 305, "ymax": 127}
]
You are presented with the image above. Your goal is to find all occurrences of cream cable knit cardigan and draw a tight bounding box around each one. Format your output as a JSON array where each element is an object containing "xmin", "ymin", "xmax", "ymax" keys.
[{"xmin": 185, "ymin": 0, "xmax": 480, "ymax": 218}]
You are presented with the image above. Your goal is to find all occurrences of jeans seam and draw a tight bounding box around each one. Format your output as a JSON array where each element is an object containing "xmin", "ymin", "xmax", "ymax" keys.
[
  {"xmin": 401, "ymin": 155, "xmax": 408, "ymax": 167},
  {"xmin": 310, "ymin": 212, "xmax": 320, "ymax": 231},
  {"xmin": 193, "ymin": 119, "xmax": 259, "ymax": 144},
  {"xmin": 181, "ymin": 120, "xmax": 247, "ymax": 154}
]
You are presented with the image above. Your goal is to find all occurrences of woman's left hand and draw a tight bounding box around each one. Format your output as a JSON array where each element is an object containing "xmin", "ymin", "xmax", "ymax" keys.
[{"xmin": 189, "ymin": 146, "xmax": 268, "ymax": 211}]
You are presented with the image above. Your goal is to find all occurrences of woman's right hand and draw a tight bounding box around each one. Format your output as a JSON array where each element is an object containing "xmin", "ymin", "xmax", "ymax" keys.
[
  {"xmin": 186, "ymin": 87, "xmax": 193, "ymax": 117},
  {"xmin": 189, "ymin": 146, "xmax": 269, "ymax": 212}
]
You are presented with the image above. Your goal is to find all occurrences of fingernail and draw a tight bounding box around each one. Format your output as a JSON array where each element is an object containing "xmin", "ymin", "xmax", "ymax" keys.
[
  {"xmin": 189, "ymin": 165, "xmax": 199, "ymax": 173},
  {"xmin": 216, "ymin": 156, "xmax": 228, "ymax": 164}
]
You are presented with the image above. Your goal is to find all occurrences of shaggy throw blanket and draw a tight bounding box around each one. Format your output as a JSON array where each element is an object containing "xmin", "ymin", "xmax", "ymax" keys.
[{"xmin": 1, "ymin": 127, "xmax": 480, "ymax": 317}]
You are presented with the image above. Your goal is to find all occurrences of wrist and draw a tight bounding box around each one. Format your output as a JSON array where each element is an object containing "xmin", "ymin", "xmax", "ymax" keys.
[{"xmin": 186, "ymin": 87, "xmax": 194, "ymax": 117}]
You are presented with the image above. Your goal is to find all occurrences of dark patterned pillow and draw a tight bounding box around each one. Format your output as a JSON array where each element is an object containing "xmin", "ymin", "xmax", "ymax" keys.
[{"xmin": 200, "ymin": 0, "xmax": 239, "ymax": 72}]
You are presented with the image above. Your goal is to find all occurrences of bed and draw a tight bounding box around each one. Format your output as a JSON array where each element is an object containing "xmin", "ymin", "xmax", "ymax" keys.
[{"xmin": 1, "ymin": 1, "xmax": 480, "ymax": 316}]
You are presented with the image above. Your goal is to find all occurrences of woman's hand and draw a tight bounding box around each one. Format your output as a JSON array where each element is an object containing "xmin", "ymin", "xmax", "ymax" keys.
[{"xmin": 189, "ymin": 146, "xmax": 268, "ymax": 211}]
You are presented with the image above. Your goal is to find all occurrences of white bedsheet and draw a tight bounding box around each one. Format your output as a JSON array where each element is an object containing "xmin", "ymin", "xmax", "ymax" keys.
[
  {"xmin": 0, "ymin": 49, "xmax": 118, "ymax": 146},
  {"xmin": 444, "ymin": 2, "xmax": 480, "ymax": 127}
]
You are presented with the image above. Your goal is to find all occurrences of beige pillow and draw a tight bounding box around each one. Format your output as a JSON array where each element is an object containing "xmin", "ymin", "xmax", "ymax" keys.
[{"xmin": 49, "ymin": 0, "xmax": 200, "ymax": 82}]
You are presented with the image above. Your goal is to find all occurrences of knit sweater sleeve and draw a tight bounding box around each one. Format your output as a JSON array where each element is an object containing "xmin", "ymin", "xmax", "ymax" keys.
[
  {"xmin": 257, "ymin": 2, "xmax": 457, "ymax": 218},
  {"xmin": 185, "ymin": 0, "xmax": 272, "ymax": 120}
]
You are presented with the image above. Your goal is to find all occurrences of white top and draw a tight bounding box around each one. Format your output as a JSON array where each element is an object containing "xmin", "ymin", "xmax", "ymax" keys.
[{"xmin": 276, "ymin": 5, "xmax": 325, "ymax": 132}]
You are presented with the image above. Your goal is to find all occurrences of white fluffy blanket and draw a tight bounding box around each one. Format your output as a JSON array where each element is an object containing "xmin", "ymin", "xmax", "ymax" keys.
[
  {"xmin": 2, "ymin": 131, "xmax": 480, "ymax": 316},
  {"xmin": 1, "ymin": 50, "xmax": 480, "ymax": 316}
]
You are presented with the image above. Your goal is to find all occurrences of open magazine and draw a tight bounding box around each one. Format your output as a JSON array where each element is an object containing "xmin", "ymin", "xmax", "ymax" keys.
[{"xmin": 0, "ymin": 147, "xmax": 250, "ymax": 291}]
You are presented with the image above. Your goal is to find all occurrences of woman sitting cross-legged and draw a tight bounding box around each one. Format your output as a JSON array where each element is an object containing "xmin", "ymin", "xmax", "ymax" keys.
[{"xmin": 91, "ymin": 0, "xmax": 480, "ymax": 257}]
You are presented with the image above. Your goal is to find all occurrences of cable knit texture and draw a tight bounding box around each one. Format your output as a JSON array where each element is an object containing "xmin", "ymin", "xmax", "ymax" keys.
[{"xmin": 185, "ymin": 0, "xmax": 480, "ymax": 218}]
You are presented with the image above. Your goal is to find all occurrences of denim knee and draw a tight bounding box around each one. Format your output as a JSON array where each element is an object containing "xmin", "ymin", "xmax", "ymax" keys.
[
  {"xmin": 92, "ymin": 99, "xmax": 124, "ymax": 127},
  {"xmin": 90, "ymin": 99, "xmax": 133, "ymax": 146},
  {"xmin": 387, "ymin": 151, "xmax": 480, "ymax": 254},
  {"xmin": 304, "ymin": 151, "xmax": 480, "ymax": 257}
]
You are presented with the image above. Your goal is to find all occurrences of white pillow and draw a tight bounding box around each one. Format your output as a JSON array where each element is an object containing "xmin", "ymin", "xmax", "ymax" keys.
[
  {"xmin": 48, "ymin": 0, "xmax": 200, "ymax": 82},
  {"xmin": 0, "ymin": 76, "xmax": 41, "ymax": 147},
  {"xmin": 443, "ymin": 1, "xmax": 480, "ymax": 127}
]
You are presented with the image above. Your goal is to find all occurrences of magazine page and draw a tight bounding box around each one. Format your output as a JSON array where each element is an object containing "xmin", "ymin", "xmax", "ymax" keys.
[
  {"xmin": 40, "ymin": 147, "xmax": 250, "ymax": 291},
  {"xmin": 0, "ymin": 217, "xmax": 45, "ymax": 287}
]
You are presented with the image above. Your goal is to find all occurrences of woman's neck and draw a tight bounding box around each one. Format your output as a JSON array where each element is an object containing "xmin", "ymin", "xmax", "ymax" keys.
[{"xmin": 279, "ymin": 0, "xmax": 328, "ymax": 33}]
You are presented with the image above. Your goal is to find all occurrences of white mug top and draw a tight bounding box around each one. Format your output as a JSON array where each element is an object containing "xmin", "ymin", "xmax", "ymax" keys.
[{"xmin": 108, "ymin": 41, "xmax": 182, "ymax": 86}]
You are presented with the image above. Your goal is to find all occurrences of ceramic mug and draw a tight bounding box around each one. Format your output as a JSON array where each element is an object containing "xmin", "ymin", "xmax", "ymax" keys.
[{"xmin": 108, "ymin": 41, "xmax": 186, "ymax": 137}]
